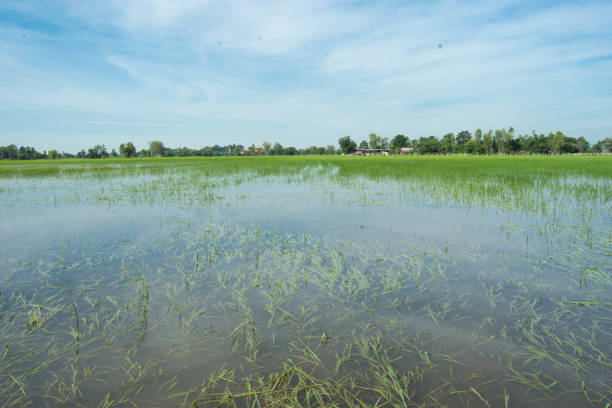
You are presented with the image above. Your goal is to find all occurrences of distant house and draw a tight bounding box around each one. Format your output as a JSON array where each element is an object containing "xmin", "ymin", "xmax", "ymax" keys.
[
  {"xmin": 399, "ymin": 147, "xmax": 414, "ymax": 155},
  {"xmin": 240, "ymin": 148, "xmax": 263, "ymax": 155},
  {"xmin": 354, "ymin": 148, "xmax": 390, "ymax": 156}
]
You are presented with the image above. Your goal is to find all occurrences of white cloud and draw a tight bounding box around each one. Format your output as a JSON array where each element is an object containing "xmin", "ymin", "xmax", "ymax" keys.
[{"xmin": 1, "ymin": 0, "xmax": 611, "ymax": 151}]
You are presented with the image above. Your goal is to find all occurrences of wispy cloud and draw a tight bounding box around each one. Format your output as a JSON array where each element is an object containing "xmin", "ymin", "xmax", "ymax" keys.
[{"xmin": 0, "ymin": 0, "xmax": 611, "ymax": 151}]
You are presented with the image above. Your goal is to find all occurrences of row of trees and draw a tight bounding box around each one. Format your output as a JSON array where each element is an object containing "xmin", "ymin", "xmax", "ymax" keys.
[
  {"xmin": 1, "ymin": 131, "xmax": 611, "ymax": 160},
  {"xmin": 0, "ymin": 141, "xmax": 340, "ymax": 159},
  {"xmin": 0, "ymin": 144, "xmax": 135, "ymax": 160},
  {"xmin": 0, "ymin": 142, "xmax": 237, "ymax": 160},
  {"xmin": 243, "ymin": 142, "xmax": 338, "ymax": 156},
  {"xmin": 338, "ymin": 129, "xmax": 612, "ymax": 155},
  {"xmin": 136, "ymin": 141, "xmax": 336, "ymax": 157}
]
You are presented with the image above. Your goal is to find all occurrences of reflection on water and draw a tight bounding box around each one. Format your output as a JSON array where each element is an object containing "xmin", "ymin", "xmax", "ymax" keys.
[{"xmin": 0, "ymin": 160, "xmax": 610, "ymax": 407}]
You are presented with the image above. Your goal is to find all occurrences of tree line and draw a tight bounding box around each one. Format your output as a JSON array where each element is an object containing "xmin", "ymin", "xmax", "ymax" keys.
[
  {"xmin": 0, "ymin": 142, "xmax": 240, "ymax": 160},
  {"xmin": 0, "ymin": 141, "xmax": 339, "ymax": 160},
  {"xmin": 1, "ymin": 128, "xmax": 611, "ymax": 160},
  {"xmin": 339, "ymin": 129, "xmax": 611, "ymax": 155}
]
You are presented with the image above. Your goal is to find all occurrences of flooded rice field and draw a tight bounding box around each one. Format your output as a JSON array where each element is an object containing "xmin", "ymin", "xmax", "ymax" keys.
[{"xmin": 0, "ymin": 156, "xmax": 611, "ymax": 407}]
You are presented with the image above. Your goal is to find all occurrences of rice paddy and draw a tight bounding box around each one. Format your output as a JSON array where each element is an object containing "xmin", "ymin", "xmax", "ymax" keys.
[{"xmin": 0, "ymin": 155, "xmax": 611, "ymax": 407}]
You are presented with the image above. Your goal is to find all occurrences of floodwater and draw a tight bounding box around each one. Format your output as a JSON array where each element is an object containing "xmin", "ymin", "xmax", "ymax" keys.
[{"xmin": 0, "ymin": 160, "xmax": 610, "ymax": 407}]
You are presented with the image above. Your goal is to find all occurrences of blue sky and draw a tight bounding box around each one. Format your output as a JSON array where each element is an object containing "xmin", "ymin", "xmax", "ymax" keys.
[{"xmin": 1, "ymin": 0, "xmax": 611, "ymax": 152}]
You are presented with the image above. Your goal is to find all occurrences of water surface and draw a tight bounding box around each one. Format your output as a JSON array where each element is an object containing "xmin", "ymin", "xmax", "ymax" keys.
[{"xmin": 1, "ymin": 157, "xmax": 610, "ymax": 407}]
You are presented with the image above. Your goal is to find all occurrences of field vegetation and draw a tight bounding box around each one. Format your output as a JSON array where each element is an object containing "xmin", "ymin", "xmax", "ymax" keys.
[{"xmin": 0, "ymin": 155, "xmax": 610, "ymax": 407}]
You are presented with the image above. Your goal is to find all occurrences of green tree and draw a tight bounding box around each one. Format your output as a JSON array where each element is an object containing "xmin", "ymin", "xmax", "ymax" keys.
[
  {"xmin": 576, "ymin": 137, "xmax": 589, "ymax": 153},
  {"xmin": 358, "ymin": 140, "xmax": 369, "ymax": 150},
  {"xmin": 262, "ymin": 141, "xmax": 272, "ymax": 156},
  {"xmin": 525, "ymin": 132, "xmax": 549, "ymax": 154},
  {"xmin": 560, "ymin": 137, "xmax": 579, "ymax": 154},
  {"xmin": 390, "ymin": 134, "xmax": 408, "ymax": 153},
  {"xmin": 87, "ymin": 144, "xmax": 108, "ymax": 159},
  {"xmin": 592, "ymin": 137, "xmax": 611, "ymax": 153},
  {"xmin": 272, "ymin": 142, "xmax": 283, "ymax": 155},
  {"xmin": 416, "ymin": 136, "xmax": 442, "ymax": 154},
  {"xmin": 338, "ymin": 136, "xmax": 357, "ymax": 154},
  {"xmin": 494, "ymin": 130, "xmax": 504, "ymax": 154},
  {"xmin": 474, "ymin": 128, "xmax": 483, "ymax": 153},
  {"xmin": 463, "ymin": 139, "xmax": 485, "ymax": 154},
  {"xmin": 456, "ymin": 130, "xmax": 472, "ymax": 146},
  {"xmin": 48, "ymin": 149, "xmax": 60, "ymax": 159},
  {"xmin": 483, "ymin": 130, "xmax": 493, "ymax": 155},
  {"xmin": 368, "ymin": 133, "xmax": 385, "ymax": 149},
  {"xmin": 441, "ymin": 133, "xmax": 455, "ymax": 154},
  {"xmin": 149, "ymin": 141, "xmax": 164, "ymax": 157},
  {"xmin": 0, "ymin": 145, "xmax": 18, "ymax": 160},
  {"xmin": 518, "ymin": 134, "xmax": 530, "ymax": 152},
  {"xmin": 548, "ymin": 131, "xmax": 566, "ymax": 154},
  {"xmin": 119, "ymin": 142, "xmax": 136, "ymax": 158},
  {"xmin": 503, "ymin": 127, "xmax": 515, "ymax": 153}
]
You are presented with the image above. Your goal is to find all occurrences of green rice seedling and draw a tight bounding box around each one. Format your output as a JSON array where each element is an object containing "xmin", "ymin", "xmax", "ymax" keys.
[{"xmin": 1, "ymin": 155, "xmax": 611, "ymax": 406}]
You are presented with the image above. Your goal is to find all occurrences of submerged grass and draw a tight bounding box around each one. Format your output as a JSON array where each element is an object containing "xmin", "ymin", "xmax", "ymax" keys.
[
  {"xmin": 0, "ymin": 155, "xmax": 610, "ymax": 407},
  {"xmin": 2, "ymin": 156, "xmax": 610, "ymax": 218},
  {"xmin": 1, "ymin": 217, "xmax": 610, "ymax": 406}
]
